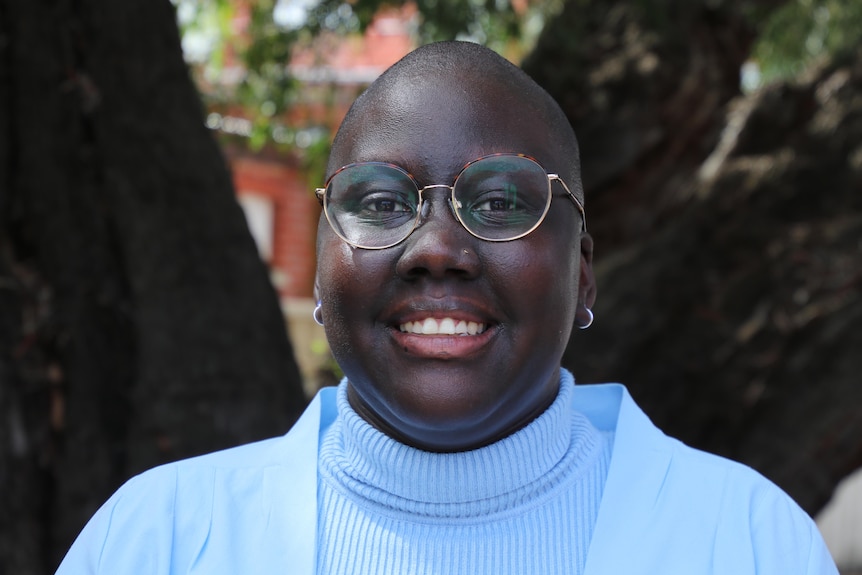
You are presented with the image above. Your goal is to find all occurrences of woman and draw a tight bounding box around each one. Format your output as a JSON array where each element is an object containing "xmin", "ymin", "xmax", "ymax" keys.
[{"xmin": 57, "ymin": 41, "xmax": 837, "ymax": 574}]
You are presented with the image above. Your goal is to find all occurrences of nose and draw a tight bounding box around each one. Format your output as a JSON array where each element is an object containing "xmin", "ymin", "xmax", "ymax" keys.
[{"xmin": 395, "ymin": 187, "xmax": 481, "ymax": 281}]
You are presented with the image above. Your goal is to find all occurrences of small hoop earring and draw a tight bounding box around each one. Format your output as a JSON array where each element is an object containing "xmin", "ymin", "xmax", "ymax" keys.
[
  {"xmin": 313, "ymin": 301, "xmax": 324, "ymax": 326},
  {"xmin": 579, "ymin": 307, "xmax": 594, "ymax": 330}
]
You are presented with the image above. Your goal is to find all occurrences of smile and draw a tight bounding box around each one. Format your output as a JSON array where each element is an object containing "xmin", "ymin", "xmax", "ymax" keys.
[{"xmin": 399, "ymin": 317, "xmax": 487, "ymax": 336}]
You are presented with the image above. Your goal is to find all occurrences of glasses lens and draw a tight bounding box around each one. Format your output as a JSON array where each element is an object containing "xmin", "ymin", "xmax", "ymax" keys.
[
  {"xmin": 324, "ymin": 163, "xmax": 420, "ymax": 248},
  {"xmin": 453, "ymin": 155, "xmax": 552, "ymax": 241}
]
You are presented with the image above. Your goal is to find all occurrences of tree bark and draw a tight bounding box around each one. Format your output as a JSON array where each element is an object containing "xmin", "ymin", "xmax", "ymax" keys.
[
  {"xmin": 524, "ymin": 0, "xmax": 775, "ymax": 247},
  {"xmin": 0, "ymin": 1, "xmax": 307, "ymax": 572},
  {"xmin": 525, "ymin": 0, "xmax": 862, "ymax": 515}
]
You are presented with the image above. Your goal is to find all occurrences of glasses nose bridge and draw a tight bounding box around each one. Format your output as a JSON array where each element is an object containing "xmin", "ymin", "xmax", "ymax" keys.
[{"xmin": 416, "ymin": 183, "xmax": 458, "ymax": 222}]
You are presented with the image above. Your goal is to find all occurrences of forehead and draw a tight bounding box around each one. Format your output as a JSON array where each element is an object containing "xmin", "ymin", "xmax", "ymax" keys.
[{"xmin": 331, "ymin": 74, "xmax": 567, "ymax": 182}]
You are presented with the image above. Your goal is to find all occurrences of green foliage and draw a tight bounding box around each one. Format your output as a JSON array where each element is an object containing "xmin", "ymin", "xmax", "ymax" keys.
[
  {"xmin": 175, "ymin": 0, "xmax": 862, "ymax": 152},
  {"xmin": 174, "ymin": 0, "xmax": 234, "ymax": 69},
  {"xmin": 301, "ymin": 0, "xmax": 535, "ymax": 48},
  {"xmin": 241, "ymin": 1, "xmax": 301, "ymax": 123},
  {"xmin": 174, "ymin": 0, "xmax": 305, "ymax": 152},
  {"xmin": 174, "ymin": 0, "xmax": 563, "ymax": 156},
  {"xmin": 752, "ymin": 0, "xmax": 862, "ymax": 85}
]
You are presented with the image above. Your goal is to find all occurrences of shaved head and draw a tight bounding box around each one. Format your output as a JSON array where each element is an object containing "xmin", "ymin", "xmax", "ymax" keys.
[{"xmin": 329, "ymin": 41, "xmax": 583, "ymax": 201}]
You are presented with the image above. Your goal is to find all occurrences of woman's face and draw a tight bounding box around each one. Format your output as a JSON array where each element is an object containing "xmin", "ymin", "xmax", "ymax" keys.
[{"xmin": 315, "ymin": 77, "xmax": 594, "ymax": 451}]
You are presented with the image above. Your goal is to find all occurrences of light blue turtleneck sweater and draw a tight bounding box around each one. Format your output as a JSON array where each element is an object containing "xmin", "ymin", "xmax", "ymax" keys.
[{"xmin": 316, "ymin": 372, "xmax": 613, "ymax": 574}]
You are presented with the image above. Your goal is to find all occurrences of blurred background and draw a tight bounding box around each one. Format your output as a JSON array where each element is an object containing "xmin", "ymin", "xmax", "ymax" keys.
[{"xmin": 1, "ymin": 0, "xmax": 860, "ymax": 572}]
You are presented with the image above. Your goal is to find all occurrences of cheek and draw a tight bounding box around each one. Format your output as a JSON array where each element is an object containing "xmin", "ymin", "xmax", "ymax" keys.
[
  {"xmin": 316, "ymin": 234, "xmax": 349, "ymax": 300},
  {"xmin": 500, "ymin": 234, "xmax": 581, "ymax": 330},
  {"xmin": 316, "ymin": 235, "xmax": 391, "ymax": 333},
  {"xmin": 515, "ymin": 232, "xmax": 580, "ymax": 290},
  {"xmin": 316, "ymin": 236, "xmax": 356, "ymax": 337},
  {"xmin": 317, "ymin": 259, "xmax": 364, "ymax": 376}
]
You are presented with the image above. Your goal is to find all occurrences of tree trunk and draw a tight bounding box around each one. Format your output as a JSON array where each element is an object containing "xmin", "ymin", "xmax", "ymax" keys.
[
  {"xmin": 525, "ymin": 0, "xmax": 862, "ymax": 515},
  {"xmin": 0, "ymin": 1, "xmax": 307, "ymax": 572},
  {"xmin": 524, "ymin": 0, "xmax": 777, "ymax": 247}
]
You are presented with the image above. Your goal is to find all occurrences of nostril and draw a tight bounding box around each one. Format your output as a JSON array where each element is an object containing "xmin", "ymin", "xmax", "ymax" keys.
[{"xmin": 395, "ymin": 219, "xmax": 481, "ymax": 281}]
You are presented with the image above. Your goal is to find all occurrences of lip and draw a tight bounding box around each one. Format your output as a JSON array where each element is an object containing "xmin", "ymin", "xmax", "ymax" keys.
[
  {"xmin": 391, "ymin": 325, "xmax": 498, "ymax": 359},
  {"xmin": 385, "ymin": 298, "xmax": 499, "ymax": 359}
]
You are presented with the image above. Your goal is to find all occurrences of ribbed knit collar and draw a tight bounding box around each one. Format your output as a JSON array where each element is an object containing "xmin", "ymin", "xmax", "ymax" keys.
[{"xmin": 319, "ymin": 370, "xmax": 605, "ymax": 519}]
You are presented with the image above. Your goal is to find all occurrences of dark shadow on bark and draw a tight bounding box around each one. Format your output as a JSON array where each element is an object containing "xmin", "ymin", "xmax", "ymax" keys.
[{"xmin": 0, "ymin": 0, "xmax": 308, "ymax": 571}]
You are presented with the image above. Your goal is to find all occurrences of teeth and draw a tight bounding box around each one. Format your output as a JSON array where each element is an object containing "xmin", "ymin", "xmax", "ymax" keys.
[
  {"xmin": 423, "ymin": 318, "xmax": 438, "ymax": 334},
  {"xmin": 399, "ymin": 317, "xmax": 486, "ymax": 335}
]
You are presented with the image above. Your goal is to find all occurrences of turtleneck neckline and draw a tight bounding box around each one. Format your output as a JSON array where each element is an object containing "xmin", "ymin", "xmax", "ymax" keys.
[{"xmin": 319, "ymin": 371, "xmax": 604, "ymax": 519}]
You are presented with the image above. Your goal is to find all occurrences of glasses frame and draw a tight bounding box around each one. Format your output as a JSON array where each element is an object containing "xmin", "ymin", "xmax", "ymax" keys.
[{"xmin": 315, "ymin": 153, "xmax": 587, "ymax": 250}]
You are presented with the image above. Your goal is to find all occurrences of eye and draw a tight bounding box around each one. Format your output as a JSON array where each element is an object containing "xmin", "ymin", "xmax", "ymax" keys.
[
  {"xmin": 469, "ymin": 183, "xmax": 522, "ymax": 213},
  {"xmin": 459, "ymin": 180, "xmax": 547, "ymax": 231},
  {"xmin": 348, "ymin": 189, "xmax": 417, "ymax": 228},
  {"xmin": 472, "ymin": 193, "xmax": 515, "ymax": 212},
  {"xmin": 362, "ymin": 193, "xmax": 413, "ymax": 213}
]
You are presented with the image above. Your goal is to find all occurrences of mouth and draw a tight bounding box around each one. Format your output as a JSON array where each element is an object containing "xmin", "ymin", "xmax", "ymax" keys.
[
  {"xmin": 399, "ymin": 317, "xmax": 487, "ymax": 336},
  {"xmin": 391, "ymin": 312, "xmax": 495, "ymax": 359}
]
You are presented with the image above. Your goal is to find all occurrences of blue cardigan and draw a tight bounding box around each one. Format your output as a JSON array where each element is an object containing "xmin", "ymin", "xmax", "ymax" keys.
[{"xmin": 56, "ymin": 381, "xmax": 837, "ymax": 574}]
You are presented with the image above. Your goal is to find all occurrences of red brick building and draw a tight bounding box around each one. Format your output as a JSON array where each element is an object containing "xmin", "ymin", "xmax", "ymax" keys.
[{"xmin": 228, "ymin": 6, "xmax": 416, "ymax": 299}]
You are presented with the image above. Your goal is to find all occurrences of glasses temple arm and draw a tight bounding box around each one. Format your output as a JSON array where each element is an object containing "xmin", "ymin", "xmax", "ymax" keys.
[{"xmin": 549, "ymin": 175, "xmax": 587, "ymax": 232}]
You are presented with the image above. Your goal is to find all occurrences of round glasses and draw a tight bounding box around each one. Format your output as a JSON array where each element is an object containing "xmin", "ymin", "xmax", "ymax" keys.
[{"xmin": 315, "ymin": 153, "xmax": 587, "ymax": 250}]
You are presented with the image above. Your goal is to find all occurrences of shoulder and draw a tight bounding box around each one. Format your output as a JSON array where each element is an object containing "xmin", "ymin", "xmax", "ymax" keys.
[
  {"xmin": 662, "ymin": 437, "xmax": 837, "ymax": 573},
  {"xmin": 55, "ymin": 388, "xmax": 336, "ymax": 574},
  {"xmin": 576, "ymin": 381, "xmax": 837, "ymax": 574},
  {"xmin": 572, "ymin": 381, "xmax": 793, "ymax": 499}
]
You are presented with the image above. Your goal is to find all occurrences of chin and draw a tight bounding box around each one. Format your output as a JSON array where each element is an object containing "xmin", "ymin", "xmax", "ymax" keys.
[{"xmin": 384, "ymin": 392, "xmax": 526, "ymax": 452}]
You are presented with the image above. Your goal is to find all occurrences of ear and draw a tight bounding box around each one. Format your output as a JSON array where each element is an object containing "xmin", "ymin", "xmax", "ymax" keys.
[{"xmin": 576, "ymin": 232, "xmax": 597, "ymax": 324}]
